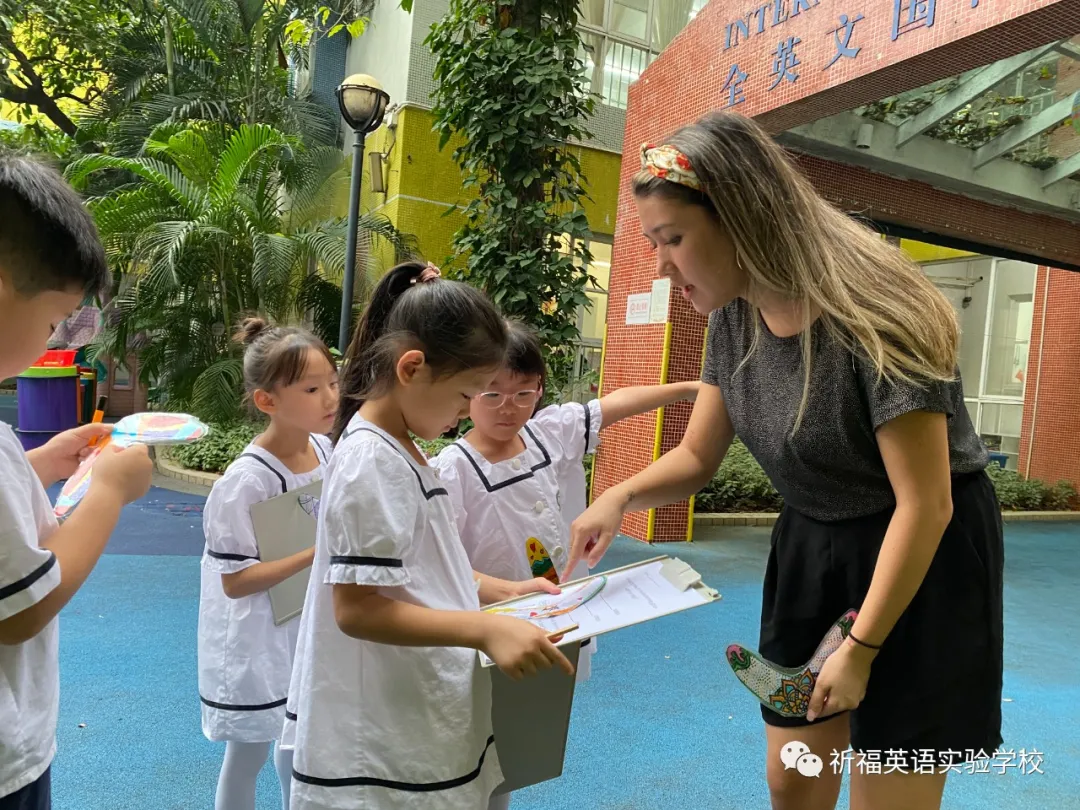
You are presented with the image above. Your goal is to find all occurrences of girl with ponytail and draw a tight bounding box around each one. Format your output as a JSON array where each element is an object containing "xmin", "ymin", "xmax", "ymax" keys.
[
  {"xmin": 197, "ymin": 318, "xmax": 338, "ymax": 810},
  {"xmin": 287, "ymin": 262, "xmax": 575, "ymax": 810}
]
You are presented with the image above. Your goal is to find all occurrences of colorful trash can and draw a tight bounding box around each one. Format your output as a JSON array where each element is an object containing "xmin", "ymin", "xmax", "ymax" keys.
[{"xmin": 15, "ymin": 365, "xmax": 80, "ymax": 452}]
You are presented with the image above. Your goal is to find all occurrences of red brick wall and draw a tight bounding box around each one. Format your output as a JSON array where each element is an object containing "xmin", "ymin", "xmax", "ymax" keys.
[
  {"xmin": 1019, "ymin": 267, "xmax": 1080, "ymax": 489},
  {"xmin": 598, "ymin": 0, "xmax": 1080, "ymax": 541}
]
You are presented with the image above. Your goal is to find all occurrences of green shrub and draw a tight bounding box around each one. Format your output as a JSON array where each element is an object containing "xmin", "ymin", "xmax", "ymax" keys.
[
  {"xmin": 984, "ymin": 462, "xmax": 1076, "ymax": 511},
  {"xmin": 417, "ymin": 437, "xmax": 454, "ymax": 458},
  {"xmin": 695, "ymin": 439, "xmax": 784, "ymax": 513},
  {"xmin": 170, "ymin": 423, "xmax": 260, "ymax": 474}
]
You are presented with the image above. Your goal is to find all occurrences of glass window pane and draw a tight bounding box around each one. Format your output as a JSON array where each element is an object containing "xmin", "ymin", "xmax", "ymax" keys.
[
  {"xmin": 964, "ymin": 399, "xmax": 979, "ymax": 428},
  {"xmin": 979, "ymin": 402, "xmax": 1023, "ymax": 471},
  {"xmin": 600, "ymin": 39, "xmax": 649, "ymax": 109},
  {"xmin": 588, "ymin": 241, "xmax": 611, "ymax": 290},
  {"xmin": 577, "ymin": 0, "xmax": 606, "ymax": 28},
  {"xmin": 924, "ymin": 258, "xmax": 991, "ymax": 396},
  {"xmin": 580, "ymin": 291, "xmax": 608, "ymax": 342},
  {"xmin": 578, "ymin": 32, "xmax": 606, "ymax": 101},
  {"xmin": 651, "ymin": 0, "xmax": 697, "ymax": 51},
  {"xmin": 611, "ymin": 0, "xmax": 648, "ymax": 40},
  {"xmin": 984, "ymin": 260, "xmax": 1036, "ymax": 398}
]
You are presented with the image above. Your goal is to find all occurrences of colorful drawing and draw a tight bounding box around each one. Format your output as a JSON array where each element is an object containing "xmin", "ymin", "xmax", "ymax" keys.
[
  {"xmin": 109, "ymin": 412, "xmax": 210, "ymax": 447},
  {"xmin": 54, "ymin": 442, "xmax": 109, "ymax": 519},
  {"xmin": 53, "ymin": 412, "xmax": 209, "ymax": 519},
  {"xmin": 725, "ymin": 609, "xmax": 857, "ymax": 718},
  {"xmin": 526, "ymin": 537, "xmax": 558, "ymax": 585},
  {"xmin": 486, "ymin": 576, "xmax": 607, "ymax": 621},
  {"xmin": 298, "ymin": 494, "xmax": 320, "ymax": 520}
]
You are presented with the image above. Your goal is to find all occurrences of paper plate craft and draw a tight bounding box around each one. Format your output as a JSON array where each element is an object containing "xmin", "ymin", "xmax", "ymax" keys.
[
  {"xmin": 298, "ymin": 494, "xmax": 320, "ymax": 520},
  {"xmin": 725, "ymin": 609, "xmax": 857, "ymax": 718},
  {"xmin": 486, "ymin": 576, "xmax": 607, "ymax": 621},
  {"xmin": 526, "ymin": 537, "xmax": 559, "ymax": 585},
  {"xmin": 108, "ymin": 412, "xmax": 210, "ymax": 447},
  {"xmin": 54, "ymin": 412, "xmax": 209, "ymax": 519}
]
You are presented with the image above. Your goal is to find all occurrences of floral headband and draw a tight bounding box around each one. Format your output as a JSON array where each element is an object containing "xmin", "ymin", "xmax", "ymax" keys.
[
  {"xmin": 640, "ymin": 143, "xmax": 702, "ymax": 191},
  {"xmin": 411, "ymin": 262, "xmax": 441, "ymax": 285}
]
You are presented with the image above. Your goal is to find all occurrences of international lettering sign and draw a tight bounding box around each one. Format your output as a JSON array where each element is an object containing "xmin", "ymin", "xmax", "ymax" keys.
[{"xmin": 719, "ymin": 0, "xmax": 985, "ymax": 109}]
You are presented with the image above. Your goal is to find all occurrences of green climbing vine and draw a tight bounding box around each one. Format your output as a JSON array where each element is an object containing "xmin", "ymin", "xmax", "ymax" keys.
[{"xmin": 427, "ymin": 0, "xmax": 597, "ymax": 389}]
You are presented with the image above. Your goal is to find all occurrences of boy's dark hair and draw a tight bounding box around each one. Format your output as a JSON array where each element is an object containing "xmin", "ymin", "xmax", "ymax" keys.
[
  {"xmin": 504, "ymin": 319, "xmax": 548, "ymax": 415},
  {"xmin": 233, "ymin": 317, "xmax": 336, "ymax": 407},
  {"xmin": 333, "ymin": 262, "xmax": 509, "ymax": 443},
  {"xmin": 0, "ymin": 153, "xmax": 109, "ymax": 296}
]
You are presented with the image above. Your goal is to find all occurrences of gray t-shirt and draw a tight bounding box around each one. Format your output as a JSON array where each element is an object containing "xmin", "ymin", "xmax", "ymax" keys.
[{"xmin": 701, "ymin": 298, "xmax": 989, "ymax": 522}]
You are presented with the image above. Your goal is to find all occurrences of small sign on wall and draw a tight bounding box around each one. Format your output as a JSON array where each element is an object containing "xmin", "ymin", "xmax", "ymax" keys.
[
  {"xmin": 626, "ymin": 293, "xmax": 651, "ymax": 325},
  {"xmin": 650, "ymin": 278, "xmax": 671, "ymax": 323}
]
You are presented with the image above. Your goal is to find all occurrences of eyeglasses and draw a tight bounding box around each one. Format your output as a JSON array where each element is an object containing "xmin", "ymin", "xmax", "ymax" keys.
[{"xmin": 475, "ymin": 389, "xmax": 540, "ymax": 409}]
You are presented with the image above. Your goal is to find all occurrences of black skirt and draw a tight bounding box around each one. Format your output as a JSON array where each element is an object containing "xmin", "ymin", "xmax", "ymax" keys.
[{"xmin": 759, "ymin": 470, "xmax": 1004, "ymax": 758}]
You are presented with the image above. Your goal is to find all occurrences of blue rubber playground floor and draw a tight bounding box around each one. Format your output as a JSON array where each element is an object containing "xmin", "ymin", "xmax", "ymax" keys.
[{"xmin": 46, "ymin": 483, "xmax": 1080, "ymax": 809}]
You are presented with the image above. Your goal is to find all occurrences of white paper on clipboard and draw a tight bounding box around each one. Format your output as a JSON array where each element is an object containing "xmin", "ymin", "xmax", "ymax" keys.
[
  {"xmin": 249, "ymin": 480, "xmax": 321, "ymax": 626},
  {"xmin": 479, "ymin": 555, "xmax": 720, "ymax": 667}
]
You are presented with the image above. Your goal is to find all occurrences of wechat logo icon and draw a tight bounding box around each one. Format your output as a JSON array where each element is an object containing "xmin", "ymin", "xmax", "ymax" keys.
[{"xmin": 780, "ymin": 741, "xmax": 824, "ymax": 778}]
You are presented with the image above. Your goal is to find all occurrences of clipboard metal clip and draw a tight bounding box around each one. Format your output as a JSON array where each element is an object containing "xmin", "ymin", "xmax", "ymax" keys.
[{"xmin": 659, "ymin": 558, "xmax": 703, "ymax": 592}]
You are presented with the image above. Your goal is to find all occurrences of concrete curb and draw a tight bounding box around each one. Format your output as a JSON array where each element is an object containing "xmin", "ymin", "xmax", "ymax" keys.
[
  {"xmin": 152, "ymin": 447, "xmax": 221, "ymax": 487},
  {"xmin": 694, "ymin": 510, "xmax": 1080, "ymax": 528}
]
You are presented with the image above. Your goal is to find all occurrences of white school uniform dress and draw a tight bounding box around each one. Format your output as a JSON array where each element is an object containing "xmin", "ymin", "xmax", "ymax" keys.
[
  {"xmin": 287, "ymin": 415, "xmax": 503, "ymax": 810},
  {"xmin": 433, "ymin": 399, "xmax": 602, "ymax": 682},
  {"xmin": 0, "ymin": 424, "xmax": 61, "ymax": 798},
  {"xmin": 197, "ymin": 434, "xmax": 331, "ymax": 743}
]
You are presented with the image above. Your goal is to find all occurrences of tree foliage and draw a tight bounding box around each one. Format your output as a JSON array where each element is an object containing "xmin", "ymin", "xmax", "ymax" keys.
[
  {"xmin": 66, "ymin": 121, "xmax": 416, "ymax": 421},
  {"xmin": 84, "ymin": 0, "xmax": 343, "ymax": 154},
  {"xmin": 0, "ymin": 0, "xmax": 132, "ymax": 134},
  {"xmin": 427, "ymin": 0, "xmax": 596, "ymax": 386}
]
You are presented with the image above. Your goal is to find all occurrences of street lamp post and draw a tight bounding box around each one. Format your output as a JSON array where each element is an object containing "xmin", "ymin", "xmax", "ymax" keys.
[{"xmin": 336, "ymin": 74, "xmax": 391, "ymax": 353}]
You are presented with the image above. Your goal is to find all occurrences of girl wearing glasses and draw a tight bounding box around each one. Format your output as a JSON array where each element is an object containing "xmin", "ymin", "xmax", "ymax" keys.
[{"xmin": 433, "ymin": 320, "xmax": 698, "ymax": 689}]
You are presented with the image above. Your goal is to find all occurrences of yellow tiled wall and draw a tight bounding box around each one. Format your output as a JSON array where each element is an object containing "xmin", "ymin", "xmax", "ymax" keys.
[{"xmin": 350, "ymin": 106, "xmax": 621, "ymax": 274}]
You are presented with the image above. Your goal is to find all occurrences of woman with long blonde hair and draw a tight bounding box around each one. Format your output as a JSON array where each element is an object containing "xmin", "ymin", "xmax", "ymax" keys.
[{"xmin": 564, "ymin": 111, "xmax": 1003, "ymax": 810}]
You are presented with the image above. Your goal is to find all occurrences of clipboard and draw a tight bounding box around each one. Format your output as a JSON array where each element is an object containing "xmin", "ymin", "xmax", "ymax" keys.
[
  {"xmin": 249, "ymin": 480, "xmax": 321, "ymax": 625},
  {"xmin": 490, "ymin": 641, "xmax": 581, "ymax": 795},
  {"xmin": 479, "ymin": 555, "xmax": 720, "ymax": 667},
  {"xmin": 483, "ymin": 556, "xmax": 719, "ymax": 792}
]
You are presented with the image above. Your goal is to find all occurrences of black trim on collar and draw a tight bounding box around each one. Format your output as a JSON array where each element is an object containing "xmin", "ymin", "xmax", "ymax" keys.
[
  {"xmin": 330, "ymin": 556, "xmax": 403, "ymax": 568},
  {"xmin": 0, "ymin": 553, "xmax": 56, "ymax": 602},
  {"xmin": 449, "ymin": 424, "xmax": 552, "ymax": 493},
  {"xmin": 341, "ymin": 426, "xmax": 447, "ymax": 499},
  {"xmin": 286, "ymin": 709, "xmax": 298, "ymax": 721},
  {"xmin": 312, "ymin": 436, "xmax": 329, "ymax": 465},
  {"xmin": 292, "ymin": 735, "xmax": 495, "ymax": 791},
  {"xmin": 201, "ymin": 695, "xmax": 287, "ymax": 712},
  {"xmin": 238, "ymin": 453, "xmax": 288, "ymax": 494},
  {"xmin": 206, "ymin": 549, "xmax": 260, "ymax": 563}
]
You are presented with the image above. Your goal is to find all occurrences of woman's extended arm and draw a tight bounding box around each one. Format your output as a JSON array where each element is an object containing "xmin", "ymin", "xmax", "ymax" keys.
[{"xmin": 563, "ymin": 383, "xmax": 734, "ymax": 576}]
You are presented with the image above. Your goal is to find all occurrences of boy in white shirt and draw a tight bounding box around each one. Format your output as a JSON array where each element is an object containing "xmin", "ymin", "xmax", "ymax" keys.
[{"xmin": 0, "ymin": 155, "xmax": 153, "ymax": 809}]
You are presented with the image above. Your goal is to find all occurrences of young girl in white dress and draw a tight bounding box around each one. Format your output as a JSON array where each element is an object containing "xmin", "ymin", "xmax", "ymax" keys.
[
  {"xmin": 433, "ymin": 321, "xmax": 697, "ymax": 695},
  {"xmin": 197, "ymin": 318, "xmax": 339, "ymax": 810},
  {"xmin": 286, "ymin": 262, "xmax": 574, "ymax": 810}
]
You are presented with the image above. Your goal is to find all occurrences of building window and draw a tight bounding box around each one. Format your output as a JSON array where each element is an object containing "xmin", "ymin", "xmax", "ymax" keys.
[
  {"xmin": 577, "ymin": 0, "xmax": 705, "ymax": 109},
  {"xmin": 557, "ymin": 233, "xmax": 611, "ymax": 402},
  {"xmin": 925, "ymin": 256, "xmax": 1037, "ymax": 471}
]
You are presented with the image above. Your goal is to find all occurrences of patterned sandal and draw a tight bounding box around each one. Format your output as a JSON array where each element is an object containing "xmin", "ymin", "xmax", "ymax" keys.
[{"xmin": 725, "ymin": 609, "xmax": 858, "ymax": 717}]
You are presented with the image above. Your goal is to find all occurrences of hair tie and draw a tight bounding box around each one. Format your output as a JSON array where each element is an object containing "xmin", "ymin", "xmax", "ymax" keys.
[
  {"xmin": 640, "ymin": 142, "xmax": 702, "ymax": 191},
  {"xmin": 411, "ymin": 263, "xmax": 441, "ymax": 285}
]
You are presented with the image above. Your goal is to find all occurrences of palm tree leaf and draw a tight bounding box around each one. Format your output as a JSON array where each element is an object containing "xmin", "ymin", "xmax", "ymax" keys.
[
  {"xmin": 66, "ymin": 155, "xmax": 206, "ymax": 216},
  {"xmin": 191, "ymin": 355, "xmax": 245, "ymax": 422},
  {"xmin": 212, "ymin": 124, "xmax": 289, "ymax": 208}
]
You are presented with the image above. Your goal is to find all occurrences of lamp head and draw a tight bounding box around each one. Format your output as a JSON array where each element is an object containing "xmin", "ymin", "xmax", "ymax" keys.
[{"xmin": 336, "ymin": 74, "xmax": 390, "ymax": 133}]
